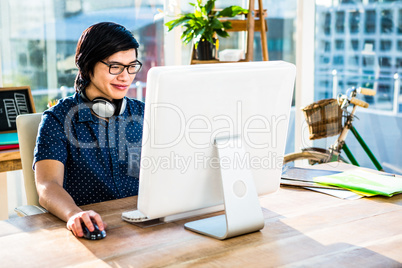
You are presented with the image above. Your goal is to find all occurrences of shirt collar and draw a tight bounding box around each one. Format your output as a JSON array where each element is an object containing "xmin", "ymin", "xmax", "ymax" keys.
[{"xmin": 75, "ymin": 92, "xmax": 95, "ymax": 123}]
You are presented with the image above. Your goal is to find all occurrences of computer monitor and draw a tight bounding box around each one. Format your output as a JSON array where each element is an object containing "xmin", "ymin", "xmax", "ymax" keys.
[{"xmin": 122, "ymin": 61, "xmax": 296, "ymax": 239}]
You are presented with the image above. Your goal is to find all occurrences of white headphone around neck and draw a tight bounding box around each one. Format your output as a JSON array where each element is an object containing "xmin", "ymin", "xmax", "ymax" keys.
[{"xmin": 80, "ymin": 91, "xmax": 127, "ymax": 118}]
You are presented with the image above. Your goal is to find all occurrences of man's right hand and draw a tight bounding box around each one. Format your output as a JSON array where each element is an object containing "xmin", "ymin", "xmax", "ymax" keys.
[{"xmin": 67, "ymin": 210, "xmax": 107, "ymax": 237}]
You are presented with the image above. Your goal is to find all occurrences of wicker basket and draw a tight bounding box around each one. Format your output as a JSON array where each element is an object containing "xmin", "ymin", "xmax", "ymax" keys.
[{"xmin": 302, "ymin": 98, "xmax": 343, "ymax": 140}]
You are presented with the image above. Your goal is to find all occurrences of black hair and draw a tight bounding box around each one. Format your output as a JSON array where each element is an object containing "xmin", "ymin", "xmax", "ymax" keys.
[{"xmin": 74, "ymin": 22, "xmax": 140, "ymax": 92}]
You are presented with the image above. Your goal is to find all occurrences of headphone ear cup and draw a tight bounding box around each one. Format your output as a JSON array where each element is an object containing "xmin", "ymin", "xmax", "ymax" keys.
[
  {"xmin": 114, "ymin": 97, "xmax": 127, "ymax": 116},
  {"xmin": 91, "ymin": 97, "xmax": 116, "ymax": 118}
]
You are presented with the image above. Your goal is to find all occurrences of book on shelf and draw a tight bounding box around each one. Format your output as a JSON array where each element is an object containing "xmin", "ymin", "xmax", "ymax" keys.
[
  {"xmin": 0, "ymin": 132, "xmax": 19, "ymax": 146},
  {"xmin": 0, "ymin": 144, "xmax": 19, "ymax": 151}
]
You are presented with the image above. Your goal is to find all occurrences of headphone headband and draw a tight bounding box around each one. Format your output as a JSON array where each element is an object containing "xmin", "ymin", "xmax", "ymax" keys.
[{"xmin": 80, "ymin": 90, "xmax": 126, "ymax": 118}]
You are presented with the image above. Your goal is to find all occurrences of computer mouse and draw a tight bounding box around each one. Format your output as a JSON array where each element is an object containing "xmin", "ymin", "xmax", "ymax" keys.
[{"xmin": 82, "ymin": 222, "xmax": 106, "ymax": 240}]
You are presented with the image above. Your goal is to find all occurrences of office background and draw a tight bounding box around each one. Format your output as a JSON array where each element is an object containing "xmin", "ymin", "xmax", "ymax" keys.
[{"xmin": 1, "ymin": 0, "xmax": 401, "ymax": 215}]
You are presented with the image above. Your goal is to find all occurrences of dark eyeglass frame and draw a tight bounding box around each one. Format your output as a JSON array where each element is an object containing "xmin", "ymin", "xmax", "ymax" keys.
[{"xmin": 100, "ymin": 60, "xmax": 142, "ymax": 75}]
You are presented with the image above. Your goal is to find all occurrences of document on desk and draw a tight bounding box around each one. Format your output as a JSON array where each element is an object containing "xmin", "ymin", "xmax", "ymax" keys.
[
  {"xmin": 304, "ymin": 187, "xmax": 364, "ymax": 200},
  {"xmin": 281, "ymin": 167, "xmax": 364, "ymax": 199},
  {"xmin": 281, "ymin": 167, "xmax": 341, "ymax": 185},
  {"xmin": 313, "ymin": 169, "xmax": 402, "ymax": 197}
]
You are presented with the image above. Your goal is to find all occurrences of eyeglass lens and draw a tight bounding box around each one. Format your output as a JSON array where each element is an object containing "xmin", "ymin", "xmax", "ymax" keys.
[{"xmin": 109, "ymin": 62, "xmax": 142, "ymax": 75}]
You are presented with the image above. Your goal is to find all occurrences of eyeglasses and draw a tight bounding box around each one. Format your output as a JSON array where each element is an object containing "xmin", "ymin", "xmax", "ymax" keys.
[{"xmin": 100, "ymin": 60, "xmax": 142, "ymax": 75}]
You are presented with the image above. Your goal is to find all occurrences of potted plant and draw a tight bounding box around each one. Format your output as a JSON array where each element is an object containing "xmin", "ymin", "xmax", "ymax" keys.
[{"xmin": 165, "ymin": 0, "xmax": 248, "ymax": 60}]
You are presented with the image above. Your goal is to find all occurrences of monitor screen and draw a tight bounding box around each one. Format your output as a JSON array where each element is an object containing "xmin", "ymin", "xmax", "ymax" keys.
[{"xmin": 124, "ymin": 61, "xmax": 296, "ymax": 239}]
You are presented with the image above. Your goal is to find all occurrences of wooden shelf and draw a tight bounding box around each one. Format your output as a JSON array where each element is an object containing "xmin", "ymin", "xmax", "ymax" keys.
[
  {"xmin": 191, "ymin": 59, "xmax": 248, "ymax": 64},
  {"xmin": 0, "ymin": 149, "xmax": 22, "ymax": 172},
  {"xmin": 221, "ymin": 19, "xmax": 267, "ymax": 32}
]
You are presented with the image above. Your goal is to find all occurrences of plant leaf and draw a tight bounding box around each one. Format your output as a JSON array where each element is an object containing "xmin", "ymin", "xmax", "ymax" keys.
[
  {"xmin": 165, "ymin": 2, "xmax": 247, "ymax": 44},
  {"xmin": 216, "ymin": 6, "xmax": 248, "ymax": 18},
  {"xmin": 182, "ymin": 27, "xmax": 194, "ymax": 37},
  {"xmin": 165, "ymin": 17, "xmax": 192, "ymax": 31},
  {"xmin": 221, "ymin": 21, "xmax": 232, "ymax": 30},
  {"xmin": 215, "ymin": 29, "xmax": 230, "ymax": 38},
  {"xmin": 194, "ymin": 28, "xmax": 206, "ymax": 40},
  {"xmin": 205, "ymin": 0, "xmax": 216, "ymax": 15},
  {"xmin": 210, "ymin": 18, "xmax": 223, "ymax": 29},
  {"xmin": 183, "ymin": 34, "xmax": 194, "ymax": 44},
  {"xmin": 194, "ymin": 9, "xmax": 203, "ymax": 18}
]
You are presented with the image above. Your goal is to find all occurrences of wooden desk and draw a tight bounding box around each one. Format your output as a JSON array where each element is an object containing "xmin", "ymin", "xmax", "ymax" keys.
[
  {"xmin": 0, "ymin": 149, "xmax": 22, "ymax": 220},
  {"xmin": 1, "ymin": 187, "xmax": 402, "ymax": 267}
]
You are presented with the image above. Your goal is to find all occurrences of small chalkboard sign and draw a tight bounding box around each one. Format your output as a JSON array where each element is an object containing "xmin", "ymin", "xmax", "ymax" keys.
[{"xmin": 0, "ymin": 86, "xmax": 36, "ymax": 133}]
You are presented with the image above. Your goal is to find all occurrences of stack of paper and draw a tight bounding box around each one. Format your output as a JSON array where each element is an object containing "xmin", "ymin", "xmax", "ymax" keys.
[
  {"xmin": 281, "ymin": 167, "xmax": 341, "ymax": 188},
  {"xmin": 281, "ymin": 167, "xmax": 364, "ymax": 199}
]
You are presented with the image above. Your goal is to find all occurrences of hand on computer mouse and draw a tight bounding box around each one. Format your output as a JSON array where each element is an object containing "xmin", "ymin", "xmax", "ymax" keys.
[
  {"xmin": 67, "ymin": 210, "xmax": 107, "ymax": 239},
  {"xmin": 82, "ymin": 222, "xmax": 107, "ymax": 240}
]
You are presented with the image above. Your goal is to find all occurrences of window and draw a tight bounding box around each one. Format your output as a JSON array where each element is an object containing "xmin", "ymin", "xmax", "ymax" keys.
[
  {"xmin": 336, "ymin": 11, "xmax": 345, "ymax": 33},
  {"xmin": 0, "ymin": 0, "xmax": 164, "ymax": 112},
  {"xmin": 396, "ymin": 58, "xmax": 402, "ymax": 67},
  {"xmin": 351, "ymin": 39, "xmax": 359, "ymax": 50},
  {"xmin": 324, "ymin": 41, "xmax": 331, "ymax": 52},
  {"xmin": 380, "ymin": 40, "xmax": 392, "ymax": 51},
  {"xmin": 349, "ymin": 10, "xmax": 360, "ymax": 33},
  {"xmin": 316, "ymin": 0, "xmax": 402, "ymax": 173},
  {"xmin": 365, "ymin": 10, "xmax": 376, "ymax": 34},
  {"xmin": 335, "ymin": 40, "xmax": 345, "ymax": 50},
  {"xmin": 379, "ymin": 57, "xmax": 392, "ymax": 67},
  {"xmin": 333, "ymin": 55, "xmax": 344, "ymax": 65},
  {"xmin": 377, "ymin": 84, "xmax": 392, "ymax": 109},
  {"xmin": 324, "ymin": 12, "xmax": 331, "ymax": 35},
  {"xmin": 398, "ymin": 9, "xmax": 402, "ymax": 34},
  {"xmin": 381, "ymin": 10, "xmax": 393, "ymax": 33},
  {"xmin": 319, "ymin": 55, "xmax": 330, "ymax": 64}
]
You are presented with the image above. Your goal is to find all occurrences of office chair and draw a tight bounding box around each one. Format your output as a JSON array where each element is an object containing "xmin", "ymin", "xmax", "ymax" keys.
[{"xmin": 15, "ymin": 113, "xmax": 47, "ymax": 216}]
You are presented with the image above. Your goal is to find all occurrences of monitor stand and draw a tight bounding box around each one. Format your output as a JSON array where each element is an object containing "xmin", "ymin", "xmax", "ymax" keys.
[{"xmin": 184, "ymin": 136, "xmax": 265, "ymax": 240}]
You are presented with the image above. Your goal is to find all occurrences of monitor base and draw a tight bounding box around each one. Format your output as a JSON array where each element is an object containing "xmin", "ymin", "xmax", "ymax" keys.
[{"xmin": 184, "ymin": 136, "xmax": 265, "ymax": 240}]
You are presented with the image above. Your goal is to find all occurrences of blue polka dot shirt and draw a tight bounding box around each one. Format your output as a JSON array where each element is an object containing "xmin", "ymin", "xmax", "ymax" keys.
[{"xmin": 34, "ymin": 93, "xmax": 144, "ymax": 206}]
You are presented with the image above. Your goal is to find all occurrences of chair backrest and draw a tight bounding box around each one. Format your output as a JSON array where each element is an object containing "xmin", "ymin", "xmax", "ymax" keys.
[{"xmin": 16, "ymin": 113, "xmax": 42, "ymax": 206}]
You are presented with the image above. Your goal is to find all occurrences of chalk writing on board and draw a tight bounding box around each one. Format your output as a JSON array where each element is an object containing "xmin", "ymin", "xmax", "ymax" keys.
[
  {"xmin": 0, "ymin": 87, "xmax": 35, "ymax": 133},
  {"xmin": 3, "ymin": 93, "xmax": 30, "ymax": 127}
]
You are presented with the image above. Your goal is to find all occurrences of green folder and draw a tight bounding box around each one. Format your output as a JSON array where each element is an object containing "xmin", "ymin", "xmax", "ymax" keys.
[{"xmin": 314, "ymin": 169, "xmax": 402, "ymax": 197}]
